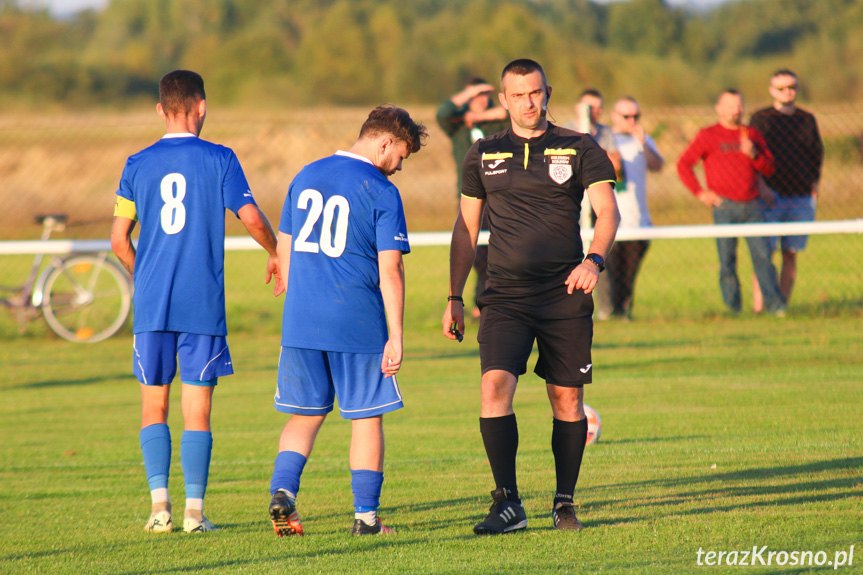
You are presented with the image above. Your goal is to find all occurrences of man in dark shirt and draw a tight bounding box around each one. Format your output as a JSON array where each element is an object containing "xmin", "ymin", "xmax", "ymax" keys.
[
  {"xmin": 750, "ymin": 69, "xmax": 823, "ymax": 309},
  {"xmin": 442, "ymin": 58, "xmax": 619, "ymax": 534}
]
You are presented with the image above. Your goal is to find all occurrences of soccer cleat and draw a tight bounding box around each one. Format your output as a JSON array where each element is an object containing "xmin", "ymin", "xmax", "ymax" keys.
[
  {"xmin": 552, "ymin": 502, "xmax": 585, "ymax": 531},
  {"xmin": 144, "ymin": 508, "xmax": 173, "ymax": 533},
  {"xmin": 473, "ymin": 487, "xmax": 528, "ymax": 535},
  {"xmin": 351, "ymin": 517, "xmax": 395, "ymax": 536},
  {"xmin": 269, "ymin": 490, "xmax": 304, "ymax": 537},
  {"xmin": 183, "ymin": 514, "xmax": 218, "ymax": 533}
]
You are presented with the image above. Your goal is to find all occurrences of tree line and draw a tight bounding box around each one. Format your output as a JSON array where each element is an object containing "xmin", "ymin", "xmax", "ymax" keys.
[{"xmin": 2, "ymin": 0, "xmax": 862, "ymax": 108}]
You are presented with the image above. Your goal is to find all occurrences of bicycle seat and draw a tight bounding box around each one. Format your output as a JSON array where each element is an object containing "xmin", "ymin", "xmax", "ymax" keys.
[{"xmin": 35, "ymin": 214, "xmax": 69, "ymax": 226}]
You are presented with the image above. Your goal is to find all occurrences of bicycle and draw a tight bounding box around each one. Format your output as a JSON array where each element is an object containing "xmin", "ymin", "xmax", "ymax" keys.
[{"xmin": 0, "ymin": 214, "xmax": 132, "ymax": 343}]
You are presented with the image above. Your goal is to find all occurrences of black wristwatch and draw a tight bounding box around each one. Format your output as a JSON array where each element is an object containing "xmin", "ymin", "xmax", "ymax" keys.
[{"xmin": 584, "ymin": 253, "xmax": 605, "ymax": 272}]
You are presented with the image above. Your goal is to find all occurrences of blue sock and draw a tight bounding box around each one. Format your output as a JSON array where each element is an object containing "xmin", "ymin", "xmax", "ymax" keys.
[
  {"xmin": 270, "ymin": 451, "xmax": 307, "ymax": 496},
  {"xmin": 351, "ymin": 469, "xmax": 383, "ymax": 513},
  {"xmin": 140, "ymin": 424, "xmax": 171, "ymax": 491},
  {"xmin": 181, "ymin": 430, "xmax": 212, "ymax": 500}
]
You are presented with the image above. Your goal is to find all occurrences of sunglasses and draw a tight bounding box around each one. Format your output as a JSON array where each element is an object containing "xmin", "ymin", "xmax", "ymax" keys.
[
  {"xmin": 773, "ymin": 85, "xmax": 798, "ymax": 92},
  {"xmin": 618, "ymin": 113, "xmax": 640, "ymax": 120}
]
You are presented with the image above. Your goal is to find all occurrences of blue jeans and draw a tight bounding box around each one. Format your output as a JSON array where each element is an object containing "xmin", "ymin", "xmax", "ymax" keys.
[{"xmin": 713, "ymin": 200, "xmax": 786, "ymax": 313}]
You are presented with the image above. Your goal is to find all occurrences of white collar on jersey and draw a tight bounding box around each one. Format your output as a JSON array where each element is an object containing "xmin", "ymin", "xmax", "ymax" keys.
[
  {"xmin": 162, "ymin": 133, "xmax": 197, "ymax": 139},
  {"xmin": 335, "ymin": 150, "xmax": 374, "ymax": 166}
]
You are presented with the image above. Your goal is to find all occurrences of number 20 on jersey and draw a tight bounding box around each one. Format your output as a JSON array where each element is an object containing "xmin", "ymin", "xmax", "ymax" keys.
[{"xmin": 294, "ymin": 189, "xmax": 350, "ymax": 258}]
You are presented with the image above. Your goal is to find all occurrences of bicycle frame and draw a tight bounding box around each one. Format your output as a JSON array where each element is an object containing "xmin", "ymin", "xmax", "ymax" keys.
[
  {"xmin": 22, "ymin": 216, "xmax": 68, "ymax": 308},
  {"xmin": 31, "ymin": 251, "xmax": 113, "ymax": 308},
  {"xmin": 3, "ymin": 215, "xmax": 132, "ymax": 342}
]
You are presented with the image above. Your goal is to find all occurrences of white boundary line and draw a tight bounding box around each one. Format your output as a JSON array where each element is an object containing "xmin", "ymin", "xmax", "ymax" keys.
[{"xmin": 0, "ymin": 220, "xmax": 861, "ymax": 255}]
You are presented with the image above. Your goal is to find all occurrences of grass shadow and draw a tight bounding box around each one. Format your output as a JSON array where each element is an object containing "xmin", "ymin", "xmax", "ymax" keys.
[{"xmin": 7, "ymin": 373, "xmax": 127, "ymax": 390}]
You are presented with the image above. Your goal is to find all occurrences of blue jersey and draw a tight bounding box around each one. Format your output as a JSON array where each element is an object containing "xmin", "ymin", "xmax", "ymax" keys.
[
  {"xmin": 280, "ymin": 152, "xmax": 410, "ymax": 353},
  {"xmin": 116, "ymin": 134, "xmax": 255, "ymax": 335}
]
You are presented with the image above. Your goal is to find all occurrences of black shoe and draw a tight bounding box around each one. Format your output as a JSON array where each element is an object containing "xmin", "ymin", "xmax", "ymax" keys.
[
  {"xmin": 269, "ymin": 490, "xmax": 304, "ymax": 537},
  {"xmin": 552, "ymin": 502, "xmax": 585, "ymax": 531},
  {"xmin": 351, "ymin": 517, "xmax": 396, "ymax": 535},
  {"xmin": 473, "ymin": 487, "xmax": 528, "ymax": 535}
]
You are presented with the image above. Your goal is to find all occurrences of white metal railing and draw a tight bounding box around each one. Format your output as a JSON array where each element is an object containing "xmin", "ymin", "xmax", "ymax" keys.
[{"xmin": 0, "ymin": 220, "xmax": 861, "ymax": 255}]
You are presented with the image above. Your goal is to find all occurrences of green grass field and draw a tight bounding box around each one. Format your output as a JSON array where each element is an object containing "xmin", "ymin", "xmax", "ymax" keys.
[{"xmin": 1, "ymin": 247, "xmax": 861, "ymax": 574}]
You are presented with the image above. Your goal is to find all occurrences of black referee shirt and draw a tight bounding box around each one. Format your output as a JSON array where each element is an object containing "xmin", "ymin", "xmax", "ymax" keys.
[{"xmin": 461, "ymin": 123, "xmax": 615, "ymax": 285}]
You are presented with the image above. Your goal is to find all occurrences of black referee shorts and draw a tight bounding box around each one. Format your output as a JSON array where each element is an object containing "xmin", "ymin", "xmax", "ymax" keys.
[{"xmin": 476, "ymin": 278, "xmax": 594, "ymax": 387}]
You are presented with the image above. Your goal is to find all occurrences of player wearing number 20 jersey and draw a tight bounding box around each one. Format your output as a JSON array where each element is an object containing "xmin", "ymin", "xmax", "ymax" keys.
[
  {"xmin": 116, "ymin": 134, "xmax": 256, "ymax": 336},
  {"xmin": 280, "ymin": 151, "xmax": 410, "ymax": 353}
]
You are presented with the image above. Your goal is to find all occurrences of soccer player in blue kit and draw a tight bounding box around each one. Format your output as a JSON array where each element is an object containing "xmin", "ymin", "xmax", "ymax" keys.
[
  {"xmin": 111, "ymin": 70, "xmax": 281, "ymax": 533},
  {"xmin": 267, "ymin": 106, "xmax": 427, "ymax": 537}
]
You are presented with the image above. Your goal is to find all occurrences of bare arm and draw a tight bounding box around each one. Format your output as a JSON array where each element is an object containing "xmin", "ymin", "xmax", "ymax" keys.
[
  {"xmin": 565, "ymin": 182, "xmax": 620, "ymax": 295},
  {"xmin": 238, "ymin": 204, "xmax": 282, "ymax": 296},
  {"xmin": 442, "ymin": 195, "xmax": 484, "ymax": 340},
  {"xmin": 451, "ymin": 83, "xmax": 496, "ymax": 107},
  {"xmin": 464, "ymin": 106, "xmax": 508, "ymax": 127},
  {"xmin": 276, "ymin": 231, "xmax": 292, "ymax": 297},
  {"xmin": 644, "ymin": 144, "xmax": 664, "ymax": 172},
  {"xmin": 640, "ymin": 132, "xmax": 665, "ymax": 172},
  {"xmin": 630, "ymin": 125, "xmax": 665, "ymax": 172},
  {"xmin": 378, "ymin": 249, "xmax": 405, "ymax": 377},
  {"xmin": 110, "ymin": 216, "xmax": 137, "ymax": 275}
]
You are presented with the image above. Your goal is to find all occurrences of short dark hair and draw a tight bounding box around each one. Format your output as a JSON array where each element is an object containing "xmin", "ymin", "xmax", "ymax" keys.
[
  {"xmin": 359, "ymin": 105, "xmax": 429, "ymax": 154},
  {"xmin": 580, "ymin": 89, "xmax": 603, "ymax": 100},
  {"xmin": 159, "ymin": 70, "xmax": 205, "ymax": 116},
  {"xmin": 772, "ymin": 69, "xmax": 797, "ymax": 80},
  {"xmin": 467, "ymin": 76, "xmax": 489, "ymax": 87},
  {"xmin": 500, "ymin": 59, "xmax": 548, "ymax": 90},
  {"xmin": 717, "ymin": 88, "xmax": 741, "ymax": 103}
]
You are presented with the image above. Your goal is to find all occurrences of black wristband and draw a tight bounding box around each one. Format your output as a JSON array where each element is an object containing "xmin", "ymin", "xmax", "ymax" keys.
[
  {"xmin": 584, "ymin": 253, "xmax": 605, "ymax": 272},
  {"xmin": 448, "ymin": 295, "xmax": 464, "ymax": 303}
]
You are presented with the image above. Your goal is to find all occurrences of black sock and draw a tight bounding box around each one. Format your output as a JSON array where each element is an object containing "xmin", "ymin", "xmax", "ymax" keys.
[
  {"xmin": 551, "ymin": 417, "xmax": 587, "ymax": 505},
  {"xmin": 479, "ymin": 414, "xmax": 519, "ymax": 500}
]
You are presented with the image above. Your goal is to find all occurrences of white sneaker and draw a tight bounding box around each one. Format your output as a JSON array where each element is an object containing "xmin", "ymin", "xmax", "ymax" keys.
[
  {"xmin": 184, "ymin": 515, "xmax": 218, "ymax": 533},
  {"xmin": 144, "ymin": 509, "xmax": 173, "ymax": 533}
]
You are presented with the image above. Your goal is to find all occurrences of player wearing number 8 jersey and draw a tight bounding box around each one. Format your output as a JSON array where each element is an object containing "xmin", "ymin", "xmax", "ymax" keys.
[
  {"xmin": 111, "ymin": 70, "xmax": 281, "ymax": 534},
  {"xmin": 267, "ymin": 105, "xmax": 427, "ymax": 537}
]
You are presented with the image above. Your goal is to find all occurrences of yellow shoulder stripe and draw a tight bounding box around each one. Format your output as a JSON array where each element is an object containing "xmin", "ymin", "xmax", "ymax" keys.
[
  {"xmin": 114, "ymin": 196, "xmax": 138, "ymax": 221},
  {"xmin": 481, "ymin": 152, "xmax": 514, "ymax": 160},
  {"xmin": 544, "ymin": 148, "xmax": 577, "ymax": 155},
  {"xmin": 587, "ymin": 179, "xmax": 616, "ymax": 188}
]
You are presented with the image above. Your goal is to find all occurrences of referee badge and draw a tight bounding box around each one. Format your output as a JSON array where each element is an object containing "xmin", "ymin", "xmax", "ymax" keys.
[
  {"xmin": 545, "ymin": 148, "xmax": 576, "ymax": 185},
  {"xmin": 549, "ymin": 162, "xmax": 572, "ymax": 184}
]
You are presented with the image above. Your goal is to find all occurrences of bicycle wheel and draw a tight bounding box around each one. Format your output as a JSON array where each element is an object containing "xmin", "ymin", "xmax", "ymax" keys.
[{"xmin": 41, "ymin": 254, "xmax": 132, "ymax": 343}]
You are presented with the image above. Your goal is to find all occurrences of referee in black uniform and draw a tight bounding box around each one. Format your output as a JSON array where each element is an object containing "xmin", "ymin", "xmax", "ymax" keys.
[{"xmin": 442, "ymin": 59, "xmax": 620, "ymax": 534}]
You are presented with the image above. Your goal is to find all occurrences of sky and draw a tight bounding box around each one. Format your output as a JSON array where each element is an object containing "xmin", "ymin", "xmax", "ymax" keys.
[{"xmin": 29, "ymin": 0, "xmax": 736, "ymax": 17}]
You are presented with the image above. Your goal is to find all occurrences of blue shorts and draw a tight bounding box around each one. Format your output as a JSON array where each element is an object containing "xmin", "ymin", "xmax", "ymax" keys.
[
  {"xmin": 763, "ymin": 195, "xmax": 816, "ymax": 253},
  {"xmin": 133, "ymin": 332, "xmax": 233, "ymax": 386},
  {"xmin": 275, "ymin": 347, "xmax": 404, "ymax": 419}
]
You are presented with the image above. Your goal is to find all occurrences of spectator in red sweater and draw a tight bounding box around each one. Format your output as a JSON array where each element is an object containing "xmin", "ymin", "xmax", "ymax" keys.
[{"xmin": 677, "ymin": 90, "xmax": 787, "ymax": 315}]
